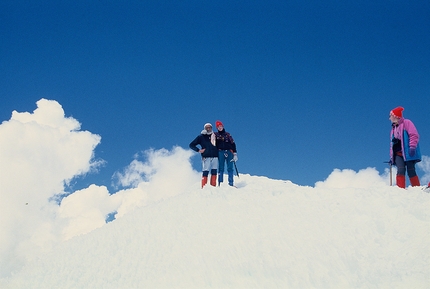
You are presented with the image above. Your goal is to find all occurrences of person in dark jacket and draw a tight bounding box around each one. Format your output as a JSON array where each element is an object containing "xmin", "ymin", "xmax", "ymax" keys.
[
  {"xmin": 189, "ymin": 123, "xmax": 219, "ymax": 188},
  {"xmin": 214, "ymin": 120, "xmax": 238, "ymax": 186},
  {"xmin": 389, "ymin": 106, "xmax": 421, "ymax": 188}
]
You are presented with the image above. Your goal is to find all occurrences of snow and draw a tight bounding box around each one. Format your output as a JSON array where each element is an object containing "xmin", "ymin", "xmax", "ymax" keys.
[{"xmin": 2, "ymin": 173, "xmax": 429, "ymax": 289}]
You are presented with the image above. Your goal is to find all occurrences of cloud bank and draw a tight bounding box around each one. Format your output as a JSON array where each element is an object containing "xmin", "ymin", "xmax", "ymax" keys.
[
  {"xmin": 0, "ymin": 99, "xmax": 198, "ymax": 277},
  {"xmin": 0, "ymin": 99, "xmax": 102, "ymax": 276}
]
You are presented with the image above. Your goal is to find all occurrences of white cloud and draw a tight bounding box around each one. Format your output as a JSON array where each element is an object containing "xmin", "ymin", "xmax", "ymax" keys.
[
  {"xmin": 315, "ymin": 167, "xmax": 387, "ymax": 189},
  {"xmin": 132, "ymin": 147, "xmax": 200, "ymax": 202},
  {"xmin": 58, "ymin": 146, "xmax": 200, "ymax": 239},
  {"xmin": 112, "ymin": 147, "xmax": 200, "ymax": 214},
  {"xmin": 0, "ymin": 99, "xmax": 102, "ymax": 277},
  {"xmin": 10, "ymin": 99, "xmax": 81, "ymax": 132},
  {"xmin": 57, "ymin": 185, "xmax": 119, "ymax": 240},
  {"xmin": 417, "ymin": 155, "xmax": 430, "ymax": 185}
]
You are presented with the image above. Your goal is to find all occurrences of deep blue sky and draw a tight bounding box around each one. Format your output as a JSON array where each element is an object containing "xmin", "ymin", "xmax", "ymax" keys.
[{"xmin": 1, "ymin": 1, "xmax": 429, "ymax": 188}]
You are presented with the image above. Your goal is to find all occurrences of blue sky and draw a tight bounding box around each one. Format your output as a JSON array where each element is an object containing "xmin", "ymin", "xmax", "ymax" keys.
[{"xmin": 1, "ymin": 0, "xmax": 429, "ymax": 187}]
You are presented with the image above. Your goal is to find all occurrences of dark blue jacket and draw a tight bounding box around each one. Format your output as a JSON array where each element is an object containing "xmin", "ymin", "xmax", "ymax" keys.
[
  {"xmin": 189, "ymin": 131, "xmax": 219, "ymax": 158},
  {"xmin": 215, "ymin": 129, "xmax": 237, "ymax": 153}
]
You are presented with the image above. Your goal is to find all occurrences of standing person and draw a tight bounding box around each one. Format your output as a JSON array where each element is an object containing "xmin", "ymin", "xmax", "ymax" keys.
[
  {"xmin": 214, "ymin": 120, "xmax": 238, "ymax": 187},
  {"xmin": 189, "ymin": 123, "xmax": 219, "ymax": 188},
  {"xmin": 389, "ymin": 106, "xmax": 421, "ymax": 188}
]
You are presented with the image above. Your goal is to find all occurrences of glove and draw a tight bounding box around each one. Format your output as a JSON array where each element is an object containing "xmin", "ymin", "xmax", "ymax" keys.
[
  {"xmin": 231, "ymin": 153, "xmax": 238, "ymax": 162},
  {"xmin": 409, "ymin": 148, "xmax": 416, "ymax": 157}
]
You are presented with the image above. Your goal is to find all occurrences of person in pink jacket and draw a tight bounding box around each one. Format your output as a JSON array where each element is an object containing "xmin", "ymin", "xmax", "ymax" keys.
[{"xmin": 389, "ymin": 106, "xmax": 421, "ymax": 188}]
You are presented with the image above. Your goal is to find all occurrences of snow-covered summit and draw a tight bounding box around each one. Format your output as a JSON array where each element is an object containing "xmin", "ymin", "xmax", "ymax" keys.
[{"xmin": 2, "ymin": 173, "xmax": 429, "ymax": 289}]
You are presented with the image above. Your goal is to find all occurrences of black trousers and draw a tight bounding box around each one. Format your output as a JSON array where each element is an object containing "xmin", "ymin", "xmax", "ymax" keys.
[{"xmin": 395, "ymin": 155, "xmax": 417, "ymax": 177}]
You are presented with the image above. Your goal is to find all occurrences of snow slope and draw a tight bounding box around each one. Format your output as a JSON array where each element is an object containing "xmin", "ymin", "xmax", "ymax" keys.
[{"xmin": 2, "ymin": 173, "xmax": 429, "ymax": 289}]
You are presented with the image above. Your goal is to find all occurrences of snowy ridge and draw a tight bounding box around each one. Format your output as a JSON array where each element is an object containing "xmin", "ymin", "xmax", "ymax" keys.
[{"xmin": 2, "ymin": 174, "xmax": 429, "ymax": 289}]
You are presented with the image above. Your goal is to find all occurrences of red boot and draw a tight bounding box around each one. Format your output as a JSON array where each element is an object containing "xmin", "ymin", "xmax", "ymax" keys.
[
  {"xmin": 201, "ymin": 176, "xmax": 208, "ymax": 188},
  {"xmin": 409, "ymin": 176, "xmax": 420, "ymax": 187},
  {"xmin": 210, "ymin": 175, "xmax": 217, "ymax": 186},
  {"xmin": 396, "ymin": 175, "xmax": 406, "ymax": 189}
]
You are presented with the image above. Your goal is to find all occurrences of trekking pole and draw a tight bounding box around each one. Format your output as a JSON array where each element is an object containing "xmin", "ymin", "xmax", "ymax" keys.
[
  {"xmin": 384, "ymin": 161, "xmax": 392, "ymax": 186},
  {"xmin": 233, "ymin": 161, "xmax": 240, "ymax": 178}
]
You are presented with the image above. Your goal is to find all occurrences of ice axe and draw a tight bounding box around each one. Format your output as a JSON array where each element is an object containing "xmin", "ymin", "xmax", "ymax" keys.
[
  {"xmin": 384, "ymin": 161, "xmax": 393, "ymax": 186},
  {"xmin": 233, "ymin": 161, "xmax": 239, "ymax": 177}
]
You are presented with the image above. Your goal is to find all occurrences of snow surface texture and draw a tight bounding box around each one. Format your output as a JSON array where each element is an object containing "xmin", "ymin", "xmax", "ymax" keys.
[
  {"xmin": 2, "ymin": 174, "xmax": 430, "ymax": 289},
  {"xmin": 1, "ymin": 99, "xmax": 429, "ymax": 288}
]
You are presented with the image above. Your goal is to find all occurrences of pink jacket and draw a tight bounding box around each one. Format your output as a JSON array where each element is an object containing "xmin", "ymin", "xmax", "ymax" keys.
[{"xmin": 390, "ymin": 118, "xmax": 421, "ymax": 162}]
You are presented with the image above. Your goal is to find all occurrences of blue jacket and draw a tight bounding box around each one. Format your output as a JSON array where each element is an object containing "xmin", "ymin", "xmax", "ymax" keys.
[{"xmin": 189, "ymin": 130, "xmax": 218, "ymax": 158}]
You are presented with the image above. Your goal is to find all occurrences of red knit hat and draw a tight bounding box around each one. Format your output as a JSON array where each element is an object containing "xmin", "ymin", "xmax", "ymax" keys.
[
  {"xmin": 215, "ymin": 120, "xmax": 223, "ymax": 128},
  {"xmin": 390, "ymin": 106, "xmax": 404, "ymax": 118}
]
